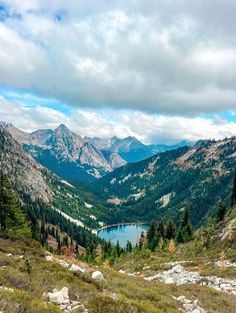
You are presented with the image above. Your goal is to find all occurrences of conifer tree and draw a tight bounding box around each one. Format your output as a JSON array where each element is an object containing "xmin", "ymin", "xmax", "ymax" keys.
[
  {"xmin": 126, "ymin": 240, "xmax": 132, "ymax": 253},
  {"xmin": 180, "ymin": 206, "xmax": 189, "ymax": 229},
  {"xmin": 0, "ymin": 172, "xmax": 31, "ymax": 239},
  {"xmin": 115, "ymin": 240, "xmax": 121, "ymax": 257},
  {"xmin": 231, "ymin": 169, "xmax": 236, "ymax": 207},
  {"xmin": 157, "ymin": 218, "xmax": 165, "ymax": 239},
  {"xmin": 176, "ymin": 204, "xmax": 193, "ymax": 243},
  {"xmin": 149, "ymin": 234, "xmax": 158, "ymax": 251},
  {"xmin": 166, "ymin": 218, "xmax": 176, "ymax": 240},
  {"xmin": 139, "ymin": 231, "xmax": 146, "ymax": 249},
  {"xmin": 216, "ymin": 201, "xmax": 226, "ymax": 222},
  {"xmin": 147, "ymin": 221, "xmax": 156, "ymax": 243}
]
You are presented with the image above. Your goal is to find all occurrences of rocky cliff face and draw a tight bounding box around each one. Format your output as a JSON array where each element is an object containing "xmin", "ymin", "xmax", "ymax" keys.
[
  {"xmin": 85, "ymin": 135, "xmax": 153, "ymax": 164},
  {"xmin": 0, "ymin": 127, "xmax": 53, "ymax": 203},
  {"xmin": 0, "ymin": 126, "xmax": 108, "ymax": 228},
  {"xmin": 1, "ymin": 123, "xmax": 114, "ymax": 181}
]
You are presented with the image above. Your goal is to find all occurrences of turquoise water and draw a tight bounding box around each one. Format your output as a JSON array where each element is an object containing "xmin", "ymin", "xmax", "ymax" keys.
[{"xmin": 98, "ymin": 223, "xmax": 149, "ymax": 247}]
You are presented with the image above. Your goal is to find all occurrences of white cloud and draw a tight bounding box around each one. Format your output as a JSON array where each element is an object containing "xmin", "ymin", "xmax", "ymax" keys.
[
  {"xmin": 0, "ymin": 1, "xmax": 236, "ymax": 115},
  {"xmin": 0, "ymin": 97, "xmax": 235, "ymax": 144}
]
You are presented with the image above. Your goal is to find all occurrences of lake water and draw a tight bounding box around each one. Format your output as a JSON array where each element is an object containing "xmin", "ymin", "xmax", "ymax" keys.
[{"xmin": 98, "ymin": 223, "xmax": 149, "ymax": 247}]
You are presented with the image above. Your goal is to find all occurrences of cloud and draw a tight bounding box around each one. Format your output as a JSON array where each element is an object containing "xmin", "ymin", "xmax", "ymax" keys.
[
  {"xmin": 1, "ymin": 96, "xmax": 236, "ymax": 144},
  {"xmin": 0, "ymin": 1, "xmax": 236, "ymax": 115}
]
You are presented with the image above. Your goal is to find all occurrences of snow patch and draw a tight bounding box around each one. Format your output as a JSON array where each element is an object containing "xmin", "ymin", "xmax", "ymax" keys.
[
  {"xmin": 61, "ymin": 180, "xmax": 75, "ymax": 188},
  {"xmin": 84, "ymin": 202, "xmax": 93, "ymax": 209},
  {"xmin": 118, "ymin": 174, "xmax": 131, "ymax": 184},
  {"xmin": 52, "ymin": 206, "xmax": 84, "ymax": 228},
  {"xmin": 110, "ymin": 178, "xmax": 117, "ymax": 185},
  {"xmin": 159, "ymin": 193, "xmax": 171, "ymax": 207},
  {"xmin": 129, "ymin": 191, "xmax": 145, "ymax": 201}
]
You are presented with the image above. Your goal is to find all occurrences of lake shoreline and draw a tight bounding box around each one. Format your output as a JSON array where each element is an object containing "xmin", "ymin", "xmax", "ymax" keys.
[
  {"xmin": 96, "ymin": 223, "xmax": 150, "ymax": 247},
  {"xmin": 97, "ymin": 221, "xmax": 149, "ymax": 233}
]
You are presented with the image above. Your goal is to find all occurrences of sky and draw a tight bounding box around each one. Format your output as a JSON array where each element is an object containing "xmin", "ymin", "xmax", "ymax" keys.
[{"xmin": 0, "ymin": 0, "xmax": 236, "ymax": 144}]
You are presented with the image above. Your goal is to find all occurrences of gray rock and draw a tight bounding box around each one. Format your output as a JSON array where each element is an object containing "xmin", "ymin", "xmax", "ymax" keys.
[
  {"xmin": 92, "ymin": 271, "xmax": 104, "ymax": 281},
  {"xmin": 69, "ymin": 264, "xmax": 85, "ymax": 273},
  {"xmin": 165, "ymin": 277, "xmax": 175, "ymax": 284}
]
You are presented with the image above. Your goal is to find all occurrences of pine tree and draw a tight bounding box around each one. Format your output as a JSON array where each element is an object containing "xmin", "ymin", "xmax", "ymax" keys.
[
  {"xmin": 139, "ymin": 231, "xmax": 146, "ymax": 249},
  {"xmin": 216, "ymin": 201, "xmax": 226, "ymax": 222},
  {"xmin": 0, "ymin": 172, "xmax": 31, "ymax": 239},
  {"xmin": 126, "ymin": 240, "xmax": 132, "ymax": 253},
  {"xmin": 180, "ymin": 206, "xmax": 189, "ymax": 229},
  {"xmin": 175, "ymin": 228, "xmax": 184, "ymax": 243},
  {"xmin": 166, "ymin": 218, "xmax": 176, "ymax": 240},
  {"xmin": 149, "ymin": 234, "xmax": 158, "ymax": 251},
  {"xmin": 231, "ymin": 169, "xmax": 236, "ymax": 207},
  {"xmin": 176, "ymin": 204, "xmax": 193, "ymax": 243},
  {"xmin": 157, "ymin": 219, "xmax": 165, "ymax": 239},
  {"xmin": 115, "ymin": 240, "xmax": 121, "ymax": 257},
  {"xmin": 147, "ymin": 221, "xmax": 156, "ymax": 243}
]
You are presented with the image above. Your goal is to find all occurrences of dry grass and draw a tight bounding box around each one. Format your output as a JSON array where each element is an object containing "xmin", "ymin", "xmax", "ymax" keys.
[{"xmin": 0, "ymin": 236, "xmax": 236, "ymax": 313}]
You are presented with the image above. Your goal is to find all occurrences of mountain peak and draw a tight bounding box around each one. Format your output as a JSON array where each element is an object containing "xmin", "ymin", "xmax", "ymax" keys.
[
  {"xmin": 0, "ymin": 121, "xmax": 14, "ymax": 129},
  {"xmin": 55, "ymin": 124, "xmax": 70, "ymax": 132}
]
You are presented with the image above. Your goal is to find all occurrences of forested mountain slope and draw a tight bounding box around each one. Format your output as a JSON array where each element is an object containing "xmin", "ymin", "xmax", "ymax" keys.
[
  {"xmin": 0, "ymin": 127, "xmax": 107, "ymax": 231},
  {"xmin": 92, "ymin": 137, "xmax": 236, "ymax": 226}
]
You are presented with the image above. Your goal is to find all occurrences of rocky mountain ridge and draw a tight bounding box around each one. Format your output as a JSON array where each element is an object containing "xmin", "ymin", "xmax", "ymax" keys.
[
  {"xmin": 0, "ymin": 122, "xmax": 115, "ymax": 181},
  {"xmin": 0, "ymin": 127, "xmax": 53, "ymax": 203},
  {"xmin": 0, "ymin": 126, "xmax": 108, "ymax": 229},
  {"xmin": 1, "ymin": 121, "xmax": 193, "ymax": 181},
  {"xmin": 85, "ymin": 135, "xmax": 194, "ymax": 164},
  {"xmin": 92, "ymin": 136, "xmax": 236, "ymax": 226}
]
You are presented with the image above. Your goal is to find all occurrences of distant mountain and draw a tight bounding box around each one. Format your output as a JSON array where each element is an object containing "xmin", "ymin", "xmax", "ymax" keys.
[
  {"xmin": 86, "ymin": 136, "xmax": 151, "ymax": 163},
  {"xmin": 109, "ymin": 136, "xmax": 152, "ymax": 163},
  {"xmin": 1, "ymin": 121, "xmax": 194, "ymax": 181},
  {"xmin": 149, "ymin": 140, "xmax": 195, "ymax": 154},
  {"xmin": 1, "ymin": 122, "xmax": 115, "ymax": 181},
  {"xmin": 92, "ymin": 137, "xmax": 236, "ymax": 227},
  {"xmin": 85, "ymin": 135, "xmax": 194, "ymax": 164},
  {"xmin": 0, "ymin": 126, "xmax": 107, "ymax": 229}
]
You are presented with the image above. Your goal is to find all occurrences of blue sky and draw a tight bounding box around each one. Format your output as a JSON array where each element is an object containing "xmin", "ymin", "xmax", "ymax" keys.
[
  {"xmin": 0, "ymin": 85, "xmax": 71, "ymax": 115},
  {"xmin": 0, "ymin": 0, "xmax": 235, "ymax": 143}
]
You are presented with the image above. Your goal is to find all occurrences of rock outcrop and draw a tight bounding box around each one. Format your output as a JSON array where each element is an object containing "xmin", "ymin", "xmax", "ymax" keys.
[
  {"xmin": 47, "ymin": 287, "xmax": 88, "ymax": 313},
  {"xmin": 145, "ymin": 263, "xmax": 236, "ymax": 296},
  {"xmin": 175, "ymin": 295, "xmax": 207, "ymax": 313}
]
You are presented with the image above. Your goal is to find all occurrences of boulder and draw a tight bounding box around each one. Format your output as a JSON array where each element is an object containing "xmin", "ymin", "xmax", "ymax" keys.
[
  {"xmin": 45, "ymin": 255, "xmax": 54, "ymax": 262},
  {"xmin": 48, "ymin": 287, "xmax": 69, "ymax": 305},
  {"xmin": 48, "ymin": 291, "xmax": 64, "ymax": 304},
  {"xmin": 69, "ymin": 264, "xmax": 85, "ymax": 273},
  {"xmin": 92, "ymin": 271, "xmax": 104, "ymax": 281},
  {"xmin": 61, "ymin": 287, "xmax": 69, "ymax": 299}
]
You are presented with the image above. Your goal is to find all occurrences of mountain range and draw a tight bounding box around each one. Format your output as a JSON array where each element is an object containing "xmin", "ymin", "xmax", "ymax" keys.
[
  {"xmin": 92, "ymin": 136, "xmax": 236, "ymax": 227},
  {"xmin": 0, "ymin": 126, "xmax": 107, "ymax": 230},
  {"xmin": 1, "ymin": 121, "xmax": 235, "ymax": 231},
  {"xmin": 0, "ymin": 121, "xmax": 192, "ymax": 182}
]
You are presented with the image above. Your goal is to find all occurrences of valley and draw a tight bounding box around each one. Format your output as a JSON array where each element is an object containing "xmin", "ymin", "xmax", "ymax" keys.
[
  {"xmin": 0, "ymin": 123, "xmax": 236, "ymax": 313},
  {"xmin": 1, "ymin": 1, "xmax": 236, "ymax": 312}
]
